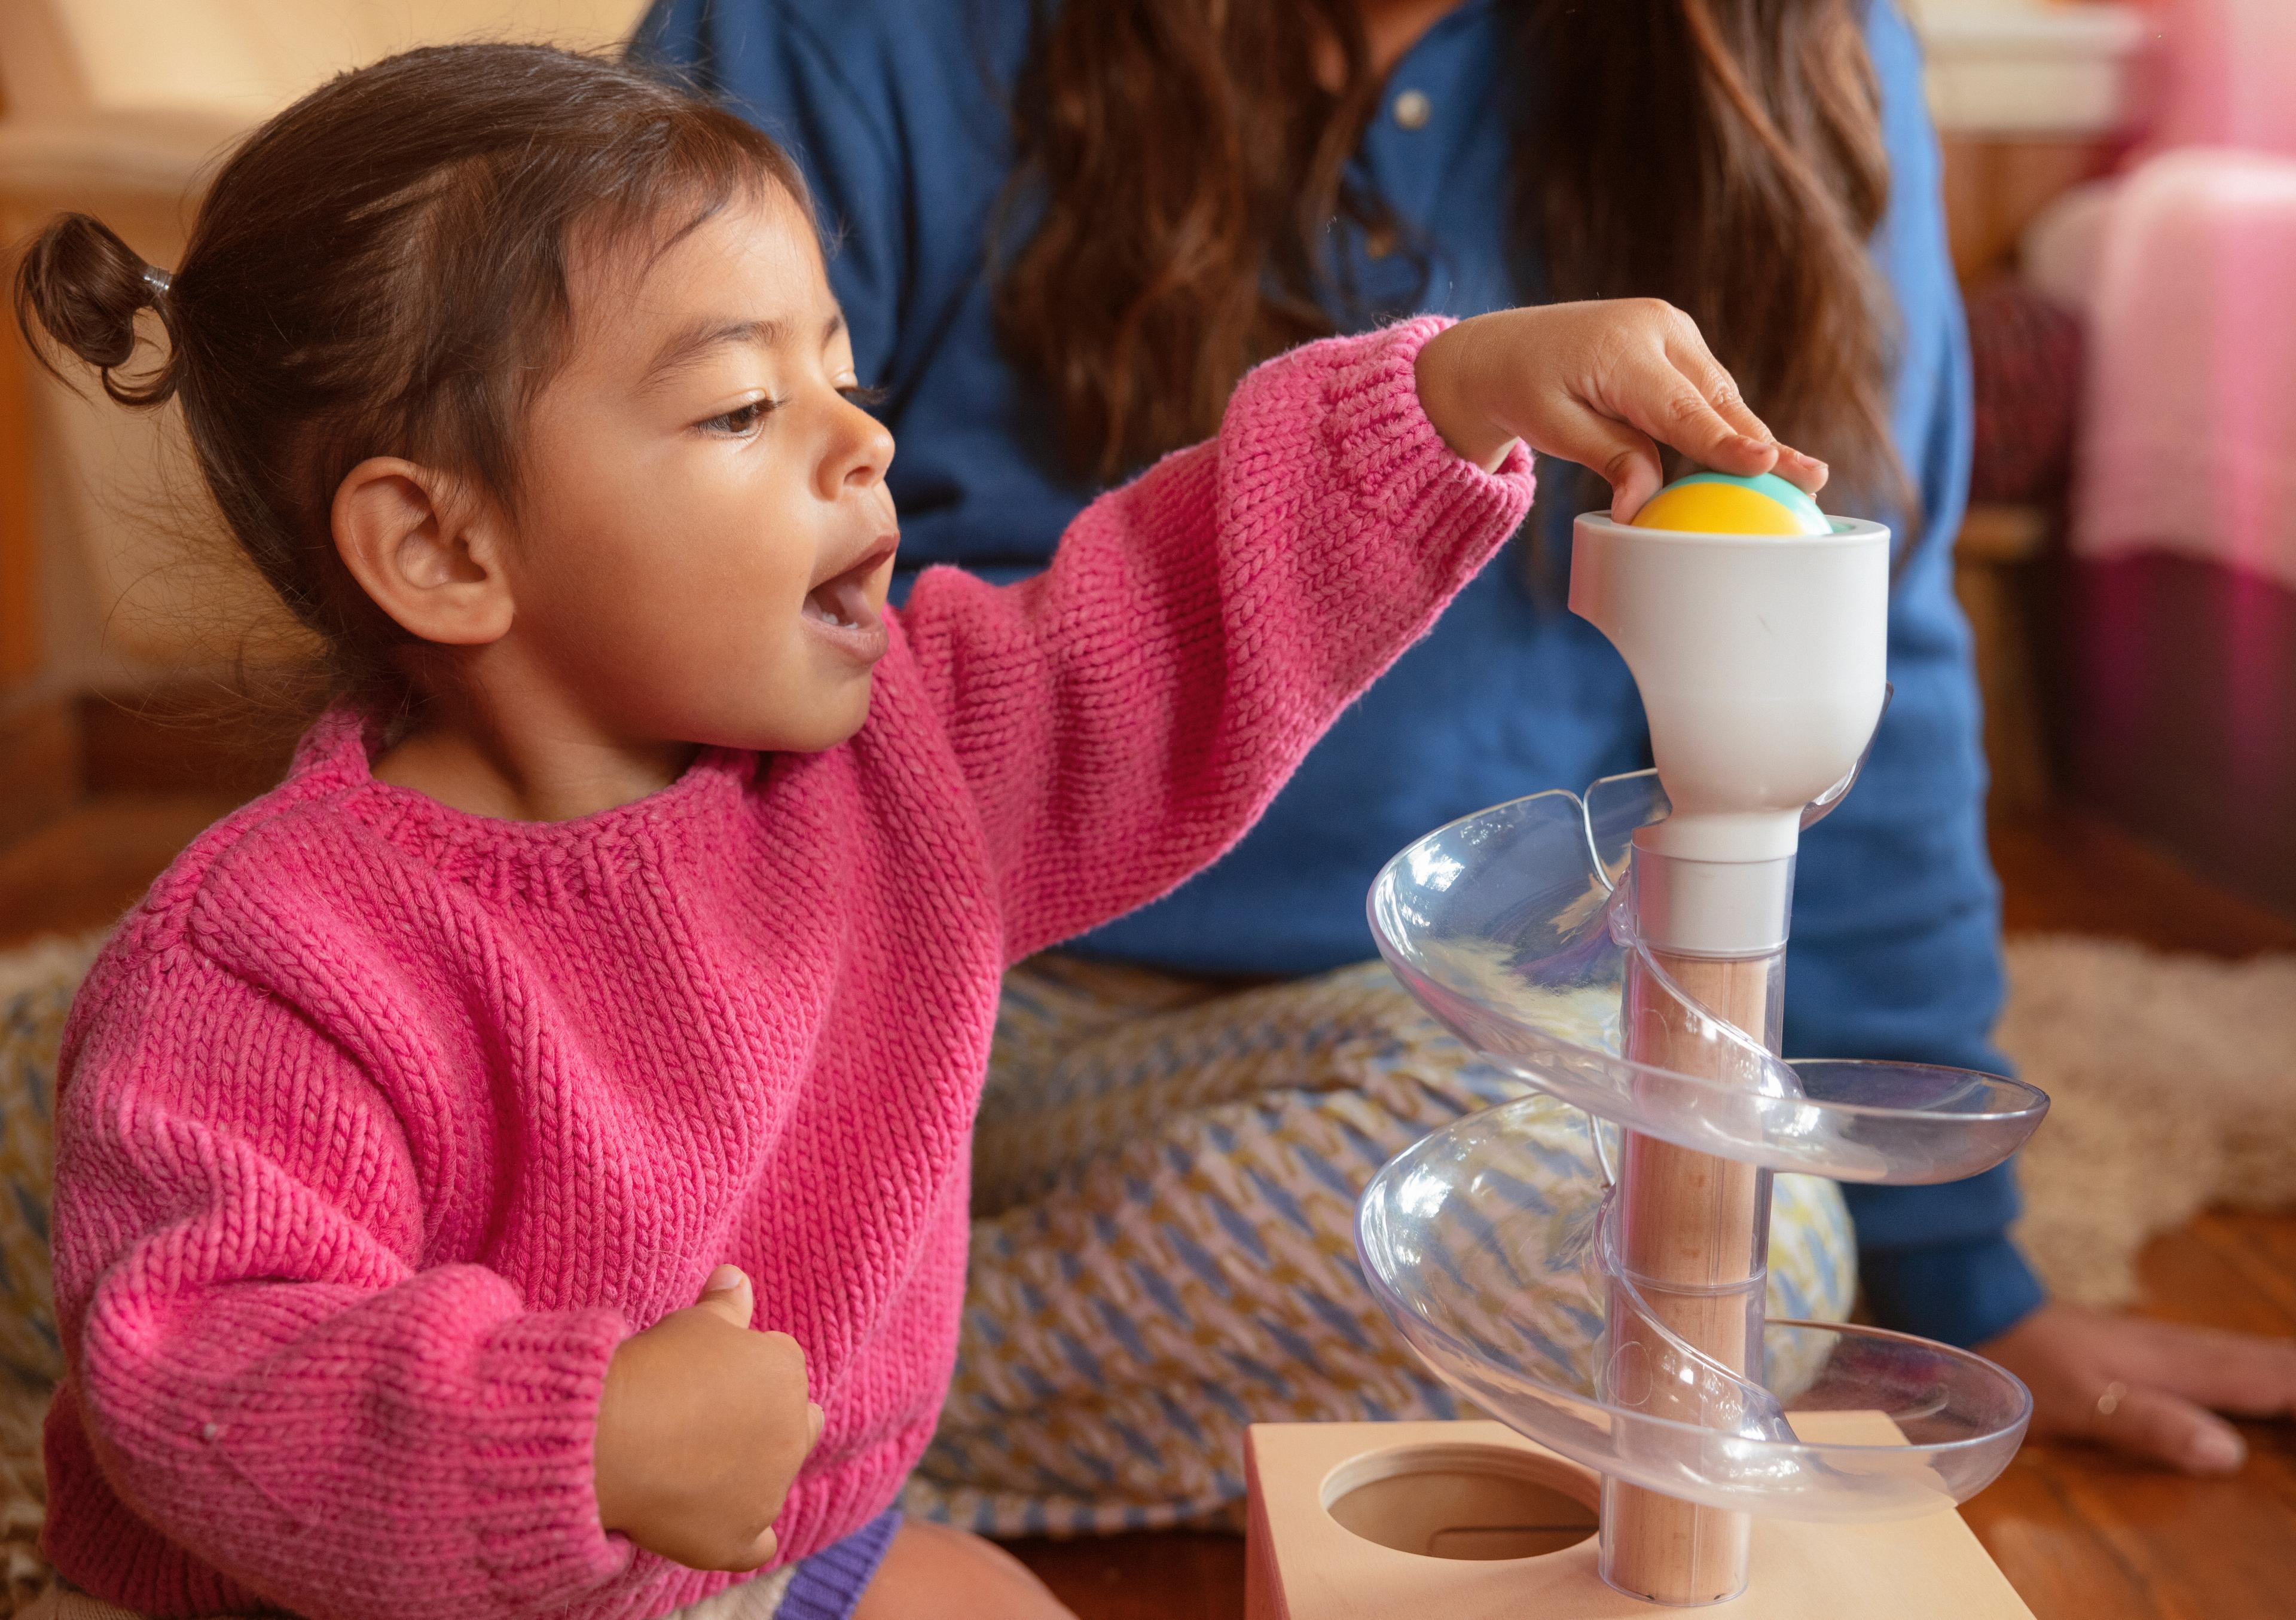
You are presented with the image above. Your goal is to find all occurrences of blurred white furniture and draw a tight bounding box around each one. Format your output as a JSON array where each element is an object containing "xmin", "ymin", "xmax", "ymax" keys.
[
  {"xmin": 1906, "ymin": 0, "xmax": 2145, "ymax": 139},
  {"xmin": 0, "ymin": 0, "xmax": 649, "ymax": 689},
  {"xmin": 1910, "ymin": 1, "xmax": 2147, "ymax": 287}
]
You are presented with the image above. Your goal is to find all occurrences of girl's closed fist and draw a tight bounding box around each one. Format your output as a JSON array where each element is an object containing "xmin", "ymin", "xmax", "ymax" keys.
[
  {"xmin": 1413, "ymin": 298, "xmax": 1828, "ymax": 521},
  {"xmin": 593, "ymin": 1265, "xmax": 822, "ymax": 1572}
]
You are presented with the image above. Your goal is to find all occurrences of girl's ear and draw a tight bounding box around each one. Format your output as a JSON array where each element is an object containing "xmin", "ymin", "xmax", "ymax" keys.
[{"xmin": 332, "ymin": 458, "xmax": 513, "ymax": 647}]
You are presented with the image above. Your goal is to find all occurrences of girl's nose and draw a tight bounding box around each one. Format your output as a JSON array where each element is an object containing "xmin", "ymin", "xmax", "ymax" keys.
[{"xmin": 823, "ymin": 395, "xmax": 895, "ymax": 500}]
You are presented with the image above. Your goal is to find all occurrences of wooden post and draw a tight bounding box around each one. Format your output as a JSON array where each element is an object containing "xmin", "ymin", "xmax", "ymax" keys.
[{"xmin": 1599, "ymin": 948, "xmax": 1779, "ymax": 1606}]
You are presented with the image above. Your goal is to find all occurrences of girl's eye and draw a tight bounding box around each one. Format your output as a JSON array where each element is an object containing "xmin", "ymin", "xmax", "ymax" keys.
[
  {"xmin": 700, "ymin": 397, "xmax": 780, "ymax": 437},
  {"xmin": 841, "ymin": 383, "xmax": 889, "ymax": 408}
]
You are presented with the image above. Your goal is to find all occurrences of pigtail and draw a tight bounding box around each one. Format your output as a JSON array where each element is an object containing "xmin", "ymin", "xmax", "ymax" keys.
[{"xmin": 13, "ymin": 212, "xmax": 182, "ymax": 408}]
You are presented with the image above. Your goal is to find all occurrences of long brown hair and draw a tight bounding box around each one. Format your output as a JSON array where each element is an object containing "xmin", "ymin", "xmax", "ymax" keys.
[
  {"xmin": 14, "ymin": 45, "xmax": 807, "ymax": 707},
  {"xmin": 994, "ymin": 0, "xmax": 1903, "ymax": 509}
]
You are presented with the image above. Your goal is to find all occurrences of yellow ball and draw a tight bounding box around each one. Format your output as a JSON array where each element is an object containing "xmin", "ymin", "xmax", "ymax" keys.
[{"xmin": 1629, "ymin": 472, "xmax": 1830, "ymax": 536}]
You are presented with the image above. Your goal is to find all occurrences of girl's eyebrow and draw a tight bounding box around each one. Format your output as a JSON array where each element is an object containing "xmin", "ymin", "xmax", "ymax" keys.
[{"xmin": 642, "ymin": 310, "xmax": 848, "ymax": 389}]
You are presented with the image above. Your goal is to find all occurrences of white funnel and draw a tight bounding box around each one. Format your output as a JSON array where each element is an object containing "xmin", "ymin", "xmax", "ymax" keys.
[{"xmin": 1569, "ymin": 513, "xmax": 1889, "ymax": 955}]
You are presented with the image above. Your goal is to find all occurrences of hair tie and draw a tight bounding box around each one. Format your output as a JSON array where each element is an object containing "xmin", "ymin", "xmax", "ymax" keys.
[{"xmin": 140, "ymin": 264, "xmax": 173, "ymax": 298}]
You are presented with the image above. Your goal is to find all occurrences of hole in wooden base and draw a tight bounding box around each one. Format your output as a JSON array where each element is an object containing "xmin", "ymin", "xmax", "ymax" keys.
[{"xmin": 1321, "ymin": 1442, "xmax": 1601, "ymax": 1561}]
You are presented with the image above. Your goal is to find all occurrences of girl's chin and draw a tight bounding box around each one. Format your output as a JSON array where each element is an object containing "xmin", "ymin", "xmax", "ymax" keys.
[{"xmin": 741, "ymin": 677, "xmax": 877, "ymax": 756}]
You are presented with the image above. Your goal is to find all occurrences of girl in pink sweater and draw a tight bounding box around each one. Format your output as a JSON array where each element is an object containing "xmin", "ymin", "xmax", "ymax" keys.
[{"xmin": 14, "ymin": 42, "xmax": 1821, "ymax": 1620}]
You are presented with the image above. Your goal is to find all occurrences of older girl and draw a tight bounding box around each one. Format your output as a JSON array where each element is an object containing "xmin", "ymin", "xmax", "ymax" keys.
[{"xmin": 638, "ymin": 0, "xmax": 2295, "ymax": 1517}]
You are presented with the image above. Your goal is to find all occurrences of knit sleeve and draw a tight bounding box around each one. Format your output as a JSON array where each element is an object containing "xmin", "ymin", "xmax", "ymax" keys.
[
  {"xmin": 895, "ymin": 317, "xmax": 1535, "ymax": 959},
  {"xmin": 48, "ymin": 946, "xmax": 632, "ymax": 1620}
]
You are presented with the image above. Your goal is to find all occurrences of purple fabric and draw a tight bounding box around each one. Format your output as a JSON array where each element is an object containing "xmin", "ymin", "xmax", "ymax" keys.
[{"xmin": 775, "ymin": 1510, "xmax": 901, "ymax": 1620}]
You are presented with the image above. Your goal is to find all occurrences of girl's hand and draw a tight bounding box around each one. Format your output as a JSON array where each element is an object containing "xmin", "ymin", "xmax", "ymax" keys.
[
  {"xmin": 593, "ymin": 1266, "xmax": 822, "ymax": 1570},
  {"xmin": 1413, "ymin": 299, "xmax": 1828, "ymax": 522}
]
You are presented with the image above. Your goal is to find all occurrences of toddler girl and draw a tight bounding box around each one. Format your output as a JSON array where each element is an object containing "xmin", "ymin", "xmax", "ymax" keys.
[{"xmin": 14, "ymin": 42, "xmax": 1818, "ymax": 1620}]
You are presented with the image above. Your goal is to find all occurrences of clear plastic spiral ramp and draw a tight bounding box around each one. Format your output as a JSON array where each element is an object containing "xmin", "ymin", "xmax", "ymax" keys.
[{"xmin": 1241, "ymin": 508, "xmax": 2050, "ymax": 1620}]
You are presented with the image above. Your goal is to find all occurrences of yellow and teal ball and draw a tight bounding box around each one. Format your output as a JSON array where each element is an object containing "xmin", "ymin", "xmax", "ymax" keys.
[{"xmin": 1629, "ymin": 470, "xmax": 1831, "ymax": 535}]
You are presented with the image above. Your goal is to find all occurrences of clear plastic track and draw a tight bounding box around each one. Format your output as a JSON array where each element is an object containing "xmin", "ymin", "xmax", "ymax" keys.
[{"xmin": 1357, "ymin": 778, "xmax": 2047, "ymax": 1526}]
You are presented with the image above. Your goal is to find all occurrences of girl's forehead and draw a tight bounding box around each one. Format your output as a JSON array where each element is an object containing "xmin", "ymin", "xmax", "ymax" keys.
[{"xmin": 572, "ymin": 194, "xmax": 835, "ymax": 370}]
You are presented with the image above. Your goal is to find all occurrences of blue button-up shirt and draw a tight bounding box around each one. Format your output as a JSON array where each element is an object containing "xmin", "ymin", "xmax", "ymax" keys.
[{"xmin": 636, "ymin": 0, "xmax": 2044, "ymax": 1346}]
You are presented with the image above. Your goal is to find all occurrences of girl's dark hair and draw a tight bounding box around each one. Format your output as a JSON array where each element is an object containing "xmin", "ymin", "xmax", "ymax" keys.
[
  {"xmin": 13, "ymin": 43, "xmax": 810, "ymax": 702},
  {"xmin": 996, "ymin": 0, "xmax": 1904, "ymax": 515}
]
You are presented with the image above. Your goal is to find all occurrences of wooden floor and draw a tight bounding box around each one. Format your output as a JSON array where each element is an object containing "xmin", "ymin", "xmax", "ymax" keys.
[
  {"xmin": 1964, "ymin": 808, "xmax": 2296, "ymax": 1617},
  {"xmin": 1967, "ymin": 1209, "xmax": 2296, "ymax": 1620},
  {"xmin": 4, "ymin": 797, "xmax": 2293, "ymax": 1618}
]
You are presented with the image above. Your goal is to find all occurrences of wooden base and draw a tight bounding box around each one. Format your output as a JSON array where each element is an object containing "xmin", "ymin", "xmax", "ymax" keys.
[{"xmin": 1244, "ymin": 1416, "xmax": 2034, "ymax": 1619}]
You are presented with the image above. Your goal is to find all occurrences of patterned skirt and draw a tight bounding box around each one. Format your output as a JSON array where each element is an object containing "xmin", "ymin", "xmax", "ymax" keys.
[{"xmin": 903, "ymin": 955, "xmax": 1857, "ymax": 1538}]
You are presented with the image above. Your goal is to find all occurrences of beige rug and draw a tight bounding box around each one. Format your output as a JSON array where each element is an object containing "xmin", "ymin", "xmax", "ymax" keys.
[{"xmin": 2001, "ymin": 934, "xmax": 2296, "ymax": 1305}]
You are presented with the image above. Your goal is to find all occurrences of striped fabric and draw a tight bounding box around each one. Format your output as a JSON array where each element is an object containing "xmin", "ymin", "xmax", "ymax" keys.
[
  {"xmin": 907, "ymin": 955, "xmax": 1855, "ymax": 1536},
  {"xmin": 0, "ymin": 936, "xmax": 99, "ymax": 1392}
]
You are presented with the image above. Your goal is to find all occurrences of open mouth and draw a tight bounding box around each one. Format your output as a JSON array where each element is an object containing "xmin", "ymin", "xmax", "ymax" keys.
[{"xmin": 802, "ymin": 536, "xmax": 896, "ymax": 653}]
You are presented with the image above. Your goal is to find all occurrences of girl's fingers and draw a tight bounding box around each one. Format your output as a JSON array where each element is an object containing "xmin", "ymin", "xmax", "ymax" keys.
[
  {"xmin": 1608, "ymin": 351, "xmax": 1779, "ymax": 480},
  {"xmin": 1773, "ymin": 446, "xmax": 1830, "ymax": 495},
  {"xmin": 1607, "ymin": 454, "xmax": 1663, "ymax": 522},
  {"xmin": 697, "ymin": 1264, "xmax": 756, "ymax": 1326},
  {"xmin": 1538, "ymin": 405, "xmax": 1665, "ymax": 521},
  {"xmin": 1660, "ymin": 326, "xmax": 1776, "ymax": 449},
  {"xmin": 1650, "ymin": 326, "xmax": 1830, "ymax": 496}
]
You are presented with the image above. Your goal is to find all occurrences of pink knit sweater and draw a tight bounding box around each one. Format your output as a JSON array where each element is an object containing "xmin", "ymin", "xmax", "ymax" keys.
[{"xmin": 42, "ymin": 319, "xmax": 1532, "ymax": 1620}]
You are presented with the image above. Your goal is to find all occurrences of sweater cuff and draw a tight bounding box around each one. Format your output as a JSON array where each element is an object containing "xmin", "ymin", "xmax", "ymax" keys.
[
  {"xmin": 1857, "ymin": 1231, "xmax": 2045, "ymax": 1349},
  {"xmin": 1324, "ymin": 315, "xmax": 1537, "ymax": 533},
  {"xmin": 465, "ymin": 1307, "xmax": 633, "ymax": 1608}
]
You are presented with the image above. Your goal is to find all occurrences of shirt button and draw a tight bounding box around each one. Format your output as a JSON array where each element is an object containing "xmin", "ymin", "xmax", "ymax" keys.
[{"xmin": 1393, "ymin": 89, "xmax": 1431, "ymax": 130}]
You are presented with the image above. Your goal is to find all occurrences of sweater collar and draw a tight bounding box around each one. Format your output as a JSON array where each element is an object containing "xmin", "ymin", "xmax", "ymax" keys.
[{"xmin": 293, "ymin": 707, "xmax": 757, "ymax": 895}]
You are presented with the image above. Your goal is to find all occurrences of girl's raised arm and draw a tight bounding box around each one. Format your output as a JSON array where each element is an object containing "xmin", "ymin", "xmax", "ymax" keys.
[
  {"xmin": 893, "ymin": 300, "xmax": 1815, "ymax": 962},
  {"xmin": 893, "ymin": 317, "xmax": 1535, "ymax": 961}
]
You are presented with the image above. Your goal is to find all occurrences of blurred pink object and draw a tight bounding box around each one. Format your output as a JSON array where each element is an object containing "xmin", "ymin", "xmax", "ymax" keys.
[
  {"xmin": 2072, "ymin": 147, "xmax": 2296, "ymax": 591},
  {"xmin": 2142, "ymin": 0, "xmax": 2296, "ymax": 156}
]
